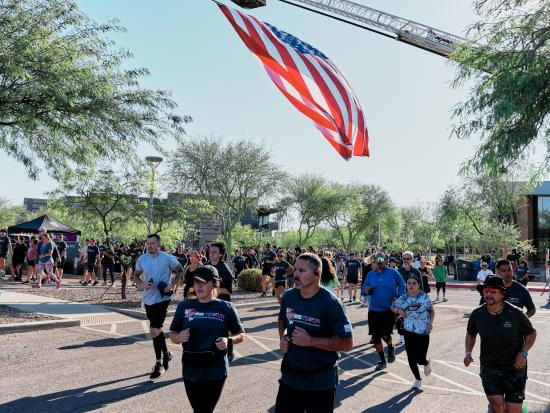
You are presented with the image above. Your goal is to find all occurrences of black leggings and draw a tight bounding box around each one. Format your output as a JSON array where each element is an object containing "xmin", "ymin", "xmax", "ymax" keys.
[
  {"xmin": 275, "ymin": 382, "xmax": 335, "ymax": 413},
  {"xmin": 404, "ymin": 331, "xmax": 430, "ymax": 380},
  {"xmin": 184, "ymin": 378, "xmax": 226, "ymax": 413},
  {"xmin": 102, "ymin": 260, "xmax": 114, "ymax": 282}
]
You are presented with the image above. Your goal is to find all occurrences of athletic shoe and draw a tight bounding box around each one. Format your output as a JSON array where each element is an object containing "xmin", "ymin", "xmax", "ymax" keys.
[
  {"xmin": 412, "ymin": 379, "xmax": 422, "ymax": 390},
  {"xmin": 375, "ymin": 361, "xmax": 387, "ymax": 371},
  {"xmin": 92, "ymin": 280, "xmax": 98, "ymax": 286},
  {"xmin": 387, "ymin": 346, "xmax": 396, "ymax": 363},
  {"xmin": 368, "ymin": 337, "xmax": 375, "ymax": 344},
  {"xmin": 260, "ymin": 292, "xmax": 266, "ymax": 297},
  {"xmin": 31, "ymin": 283, "xmax": 40, "ymax": 289},
  {"xmin": 399, "ymin": 335, "xmax": 405, "ymax": 345},
  {"xmin": 424, "ymin": 360, "xmax": 432, "ymax": 377},
  {"xmin": 56, "ymin": 281, "xmax": 61, "ymax": 289},
  {"xmin": 101, "ymin": 281, "xmax": 108, "ymax": 286},
  {"xmin": 352, "ymin": 295, "xmax": 356, "ymax": 302},
  {"xmin": 442, "ymin": 298, "xmax": 448, "ymax": 302},
  {"xmin": 150, "ymin": 362, "xmax": 164, "ymax": 380},
  {"xmin": 163, "ymin": 351, "xmax": 174, "ymax": 371},
  {"xmin": 79, "ymin": 280, "xmax": 85, "ymax": 286}
]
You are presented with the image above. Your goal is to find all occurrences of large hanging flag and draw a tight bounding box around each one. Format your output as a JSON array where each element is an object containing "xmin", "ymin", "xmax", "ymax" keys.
[{"xmin": 216, "ymin": 1, "xmax": 369, "ymax": 159}]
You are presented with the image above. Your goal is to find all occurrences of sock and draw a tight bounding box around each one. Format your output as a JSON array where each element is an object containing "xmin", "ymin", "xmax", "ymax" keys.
[
  {"xmin": 378, "ymin": 351, "xmax": 386, "ymax": 362},
  {"xmin": 152, "ymin": 335, "xmax": 162, "ymax": 361},
  {"xmin": 158, "ymin": 332, "xmax": 168, "ymax": 356}
]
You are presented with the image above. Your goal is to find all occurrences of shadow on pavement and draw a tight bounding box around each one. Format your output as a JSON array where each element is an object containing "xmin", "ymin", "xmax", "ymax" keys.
[
  {"xmin": 360, "ymin": 389, "xmax": 418, "ymax": 412},
  {"xmin": 58, "ymin": 334, "xmax": 148, "ymax": 350},
  {"xmin": 232, "ymin": 350, "xmax": 281, "ymax": 367},
  {"xmin": 249, "ymin": 304, "xmax": 280, "ymax": 312},
  {"xmin": 1, "ymin": 374, "xmax": 180, "ymax": 413},
  {"xmin": 240, "ymin": 312, "xmax": 278, "ymax": 322},
  {"xmin": 244, "ymin": 320, "xmax": 279, "ymax": 334}
]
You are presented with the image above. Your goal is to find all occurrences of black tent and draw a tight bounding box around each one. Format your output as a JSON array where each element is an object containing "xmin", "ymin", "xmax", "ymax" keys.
[{"xmin": 8, "ymin": 214, "xmax": 81, "ymax": 236}]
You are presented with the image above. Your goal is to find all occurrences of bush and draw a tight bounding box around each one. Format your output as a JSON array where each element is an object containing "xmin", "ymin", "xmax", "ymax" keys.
[{"xmin": 237, "ymin": 269, "xmax": 270, "ymax": 292}]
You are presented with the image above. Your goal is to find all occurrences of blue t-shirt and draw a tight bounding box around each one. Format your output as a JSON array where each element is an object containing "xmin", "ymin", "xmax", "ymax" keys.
[
  {"xmin": 39, "ymin": 242, "xmax": 53, "ymax": 264},
  {"xmin": 278, "ymin": 288, "xmax": 353, "ymax": 391},
  {"xmin": 0, "ymin": 236, "xmax": 10, "ymax": 255},
  {"xmin": 345, "ymin": 259, "xmax": 361, "ymax": 278},
  {"xmin": 362, "ymin": 268, "xmax": 406, "ymax": 312},
  {"xmin": 170, "ymin": 299, "xmax": 243, "ymax": 382},
  {"xmin": 515, "ymin": 266, "xmax": 528, "ymax": 279},
  {"xmin": 135, "ymin": 252, "xmax": 181, "ymax": 305},
  {"xmin": 393, "ymin": 293, "xmax": 433, "ymax": 335},
  {"xmin": 262, "ymin": 250, "xmax": 276, "ymax": 268}
]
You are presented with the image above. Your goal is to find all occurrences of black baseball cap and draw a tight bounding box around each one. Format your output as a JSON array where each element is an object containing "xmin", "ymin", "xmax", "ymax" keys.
[
  {"xmin": 476, "ymin": 276, "xmax": 509, "ymax": 297},
  {"xmin": 194, "ymin": 265, "xmax": 220, "ymax": 283}
]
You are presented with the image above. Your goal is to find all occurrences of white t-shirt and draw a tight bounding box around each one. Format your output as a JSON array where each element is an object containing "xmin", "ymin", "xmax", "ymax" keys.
[
  {"xmin": 136, "ymin": 252, "xmax": 180, "ymax": 305},
  {"xmin": 477, "ymin": 269, "xmax": 493, "ymax": 283}
]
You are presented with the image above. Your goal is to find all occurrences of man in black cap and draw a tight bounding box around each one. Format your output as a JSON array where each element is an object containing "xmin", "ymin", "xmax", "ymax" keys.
[{"xmin": 465, "ymin": 276, "xmax": 537, "ymax": 413}]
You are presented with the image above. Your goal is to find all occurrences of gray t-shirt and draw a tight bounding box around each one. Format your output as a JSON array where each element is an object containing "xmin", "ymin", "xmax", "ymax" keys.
[{"xmin": 136, "ymin": 252, "xmax": 180, "ymax": 305}]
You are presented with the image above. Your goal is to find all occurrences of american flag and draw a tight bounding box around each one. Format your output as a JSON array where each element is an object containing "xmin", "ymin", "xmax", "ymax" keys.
[{"xmin": 216, "ymin": 1, "xmax": 369, "ymax": 159}]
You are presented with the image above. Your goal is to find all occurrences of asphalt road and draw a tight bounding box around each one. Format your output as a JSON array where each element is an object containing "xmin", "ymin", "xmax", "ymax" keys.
[{"xmin": 2, "ymin": 289, "xmax": 550, "ymax": 413}]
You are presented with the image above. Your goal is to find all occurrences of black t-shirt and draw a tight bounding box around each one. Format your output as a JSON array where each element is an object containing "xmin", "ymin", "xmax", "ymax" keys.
[
  {"xmin": 279, "ymin": 288, "xmax": 353, "ymax": 391},
  {"xmin": 345, "ymin": 259, "xmax": 361, "ymax": 278},
  {"xmin": 245, "ymin": 253, "xmax": 257, "ymax": 268},
  {"xmin": 398, "ymin": 267, "xmax": 421, "ymax": 282},
  {"xmin": 361, "ymin": 262, "xmax": 372, "ymax": 276},
  {"xmin": 102, "ymin": 247, "xmax": 114, "ymax": 262},
  {"xmin": 479, "ymin": 280, "xmax": 535, "ymax": 312},
  {"xmin": 56, "ymin": 241, "xmax": 67, "ymax": 257},
  {"xmin": 467, "ymin": 302, "xmax": 535, "ymax": 367},
  {"xmin": 170, "ymin": 299, "xmax": 243, "ymax": 382},
  {"xmin": 173, "ymin": 252, "xmax": 188, "ymax": 268},
  {"xmin": 87, "ymin": 246, "xmax": 100, "ymax": 263},
  {"xmin": 273, "ymin": 260, "xmax": 291, "ymax": 281},
  {"xmin": 13, "ymin": 243, "xmax": 27, "ymax": 261},
  {"xmin": 232, "ymin": 255, "xmax": 246, "ymax": 272},
  {"xmin": 0, "ymin": 236, "xmax": 10, "ymax": 255},
  {"xmin": 207, "ymin": 261, "xmax": 234, "ymax": 293},
  {"xmin": 262, "ymin": 250, "xmax": 276, "ymax": 269}
]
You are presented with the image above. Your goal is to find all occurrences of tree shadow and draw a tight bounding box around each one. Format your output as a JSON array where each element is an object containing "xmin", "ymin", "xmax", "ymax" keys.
[
  {"xmin": 58, "ymin": 334, "xmax": 148, "ymax": 350},
  {"xmin": 1, "ymin": 374, "xmax": 181, "ymax": 413}
]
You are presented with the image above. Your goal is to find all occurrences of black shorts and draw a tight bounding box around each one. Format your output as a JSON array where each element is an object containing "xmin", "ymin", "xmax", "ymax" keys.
[
  {"xmin": 262, "ymin": 265, "xmax": 273, "ymax": 276},
  {"xmin": 435, "ymin": 282, "xmax": 446, "ymax": 292},
  {"xmin": 275, "ymin": 280, "xmax": 286, "ymax": 289},
  {"xmin": 56, "ymin": 257, "xmax": 66, "ymax": 269},
  {"xmin": 27, "ymin": 259, "xmax": 35, "ymax": 267},
  {"xmin": 480, "ymin": 365, "xmax": 527, "ymax": 404},
  {"xmin": 368, "ymin": 310, "xmax": 396, "ymax": 343},
  {"xmin": 346, "ymin": 275, "xmax": 358, "ymax": 284},
  {"xmin": 86, "ymin": 262, "xmax": 96, "ymax": 273},
  {"xmin": 144, "ymin": 300, "xmax": 171, "ymax": 329}
]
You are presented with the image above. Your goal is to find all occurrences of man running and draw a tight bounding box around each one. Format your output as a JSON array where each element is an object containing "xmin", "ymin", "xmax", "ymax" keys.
[
  {"xmin": 133, "ymin": 233, "xmax": 185, "ymax": 379},
  {"xmin": 344, "ymin": 252, "xmax": 362, "ymax": 302},
  {"xmin": 465, "ymin": 276, "xmax": 537, "ymax": 413},
  {"xmin": 260, "ymin": 243, "xmax": 276, "ymax": 297},
  {"xmin": 362, "ymin": 252, "xmax": 406, "ymax": 370},
  {"xmin": 231, "ymin": 249, "xmax": 247, "ymax": 281},
  {"xmin": 55, "ymin": 234, "xmax": 67, "ymax": 280},
  {"xmin": 82, "ymin": 239, "xmax": 100, "ymax": 286},
  {"xmin": 276, "ymin": 253, "xmax": 353, "ymax": 413},
  {"xmin": 0, "ymin": 229, "xmax": 12, "ymax": 278}
]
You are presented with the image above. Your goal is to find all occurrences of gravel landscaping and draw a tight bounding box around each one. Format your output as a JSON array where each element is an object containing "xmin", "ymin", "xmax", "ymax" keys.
[{"xmin": 0, "ymin": 305, "xmax": 59, "ymax": 324}]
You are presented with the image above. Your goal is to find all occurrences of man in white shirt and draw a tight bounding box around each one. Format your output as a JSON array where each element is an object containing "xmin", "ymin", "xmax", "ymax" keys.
[
  {"xmin": 477, "ymin": 261, "xmax": 493, "ymax": 283},
  {"xmin": 133, "ymin": 233, "xmax": 185, "ymax": 379}
]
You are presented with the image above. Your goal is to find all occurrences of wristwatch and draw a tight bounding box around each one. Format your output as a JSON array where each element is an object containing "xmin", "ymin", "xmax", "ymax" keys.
[{"xmin": 521, "ymin": 349, "xmax": 528, "ymax": 358}]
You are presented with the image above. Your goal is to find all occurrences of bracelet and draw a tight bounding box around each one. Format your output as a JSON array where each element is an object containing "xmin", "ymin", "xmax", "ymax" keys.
[{"xmin": 465, "ymin": 352, "xmax": 472, "ymax": 356}]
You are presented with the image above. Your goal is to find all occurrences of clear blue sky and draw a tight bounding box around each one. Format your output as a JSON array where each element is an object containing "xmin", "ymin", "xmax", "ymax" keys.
[{"xmin": 4, "ymin": 0, "xmax": 485, "ymax": 206}]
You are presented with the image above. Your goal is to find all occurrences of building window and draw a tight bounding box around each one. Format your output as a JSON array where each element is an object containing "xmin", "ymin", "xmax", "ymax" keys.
[{"xmin": 536, "ymin": 196, "xmax": 550, "ymax": 260}]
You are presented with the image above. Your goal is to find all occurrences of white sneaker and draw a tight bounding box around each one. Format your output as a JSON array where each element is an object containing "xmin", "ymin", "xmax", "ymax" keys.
[
  {"xmin": 399, "ymin": 335, "xmax": 405, "ymax": 345},
  {"xmin": 412, "ymin": 379, "xmax": 422, "ymax": 390},
  {"xmin": 424, "ymin": 360, "xmax": 432, "ymax": 377}
]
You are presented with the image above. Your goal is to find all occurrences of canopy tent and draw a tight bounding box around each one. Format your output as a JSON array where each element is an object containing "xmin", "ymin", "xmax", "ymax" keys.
[{"xmin": 8, "ymin": 214, "xmax": 81, "ymax": 236}]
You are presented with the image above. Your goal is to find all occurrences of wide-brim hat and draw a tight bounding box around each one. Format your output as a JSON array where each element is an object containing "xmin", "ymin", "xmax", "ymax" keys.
[{"xmin": 476, "ymin": 275, "xmax": 509, "ymax": 297}]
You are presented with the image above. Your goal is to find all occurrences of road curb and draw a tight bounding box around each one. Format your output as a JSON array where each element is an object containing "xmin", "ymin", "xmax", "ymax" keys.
[
  {"xmin": 427, "ymin": 281, "xmax": 549, "ymax": 293},
  {"xmin": 0, "ymin": 319, "xmax": 81, "ymax": 335}
]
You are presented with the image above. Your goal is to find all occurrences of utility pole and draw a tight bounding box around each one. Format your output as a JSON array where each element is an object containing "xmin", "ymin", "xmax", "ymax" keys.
[{"xmin": 145, "ymin": 156, "xmax": 163, "ymax": 235}]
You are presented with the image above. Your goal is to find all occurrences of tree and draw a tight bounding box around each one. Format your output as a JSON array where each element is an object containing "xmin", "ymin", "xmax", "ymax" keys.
[
  {"xmin": 278, "ymin": 175, "xmax": 341, "ymax": 246},
  {"xmin": 51, "ymin": 166, "xmax": 143, "ymax": 239},
  {"xmin": 0, "ymin": 0, "xmax": 190, "ymax": 178},
  {"xmin": 0, "ymin": 197, "xmax": 23, "ymax": 230},
  {"xmin": 167, "ymin": 136, "xmax": 287, "ymax": 254},
  {"xmin": 451, "ymin": 0, "xmax": 549, "ymax": 175}
]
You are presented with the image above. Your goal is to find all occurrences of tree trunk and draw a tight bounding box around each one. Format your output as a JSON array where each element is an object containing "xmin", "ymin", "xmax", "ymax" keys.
[{"xmin": 121, "ymin": 267, "xmax": 128, "ymax": 300}]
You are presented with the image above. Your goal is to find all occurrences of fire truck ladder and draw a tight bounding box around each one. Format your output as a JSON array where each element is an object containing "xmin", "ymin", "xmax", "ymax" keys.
[{"xmin": 231, "ymin": 0, "xmax": 470, "ymax": 58}]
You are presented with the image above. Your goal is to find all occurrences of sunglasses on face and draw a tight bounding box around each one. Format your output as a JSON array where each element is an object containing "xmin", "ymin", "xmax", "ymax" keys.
[{"xmin": 402, "ymin": 257, "xmax": 412, "ymax": 261}]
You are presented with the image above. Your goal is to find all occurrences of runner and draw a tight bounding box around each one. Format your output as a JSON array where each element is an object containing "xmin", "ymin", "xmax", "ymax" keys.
[
  {"xmin": 32, "ymin": 232, "xmax": 61, "ymax": 289},
  {"xmin": 133, "ymin": 233, "xmax": 184, "ymax": 380},
  {"xmin": 335, "ymin": 257, "xmax": 346, "ymax": 300},
  {"xmin": 170, "ymin": 265, "xmax": 245, "ymax": 413},
  {"xmin": 78, "ymin": 239, "xmax": 89, "ymax": 285},
  {"xmin": 245, "ymin": 247, "xmax": 258, "ymax": 269},
  {"xmin": 362, "ymin": 252, "xmax": 406, "ymax": 370},
  {"xmin": 477, "ymin": 261, "xmax": 493, "ymax": 283},
  {"xmin": 80, "ymin": 239, "xmax": 100, "ymax": 286},
  {"xmin": 320, "ymin": 256, "xmax": 340, "ymax": 296},
  {"xmin": 23, "ymin": 237, "xmax": 38, "ymax": 284},
  {"xmin": 465, "ymin": 276, "xmax": 537, "ymax": 413},
  {"xmin": 206, "ymin": 242, "xmax": 234, "ymax": 302},
  {"xmin": 344, "ymin": 252, "xmax": 362, "ymax": 302},
  {"xmin": 0, "ymin": 229, "xmax": 12, "ymax": 277},
  {"xmin": 273, "ymin": 252, "xmax": 293, "ymax": 303},
  {"xmin": 231, "ymin": 249, "xmax": 247, "ymax": 282},
  {"xmin": 10, "ymin": 236, "xmax": 27, "ymax": 281},
  {"xmin": 101, "ymin": 242, "xmax": 115, "ymax": 286},
  {"xmin": 260, "ymin": 243, "xmax": 276, "ymax": 297},
  {"xmin": 173, "ymin": 244, "xmax": 188, "ymax": 269},
  {"xmin": 433, "ymin": 256, "xmax": 448, "ymax": 302},
  {"xmin": 276, "ymin": 253, "xmax": 353, "ymax": 413},
  {"xmin": 183, "ymin": 251, "xmax": 203, "ymax": 300},
  {"xmin": 418, "ymin": 257, "xmax": 432, "ymax": 294},
  {"xmin": 54, "ymin": 234, "xmax": 67, "ymax": 281},
  {"xmin": 392, "ymin": 274, "xmax": 434, "ymax": 390},
  {"xmin": 514, "ymin": 260, "xmax": 529, "ymax": 286}
]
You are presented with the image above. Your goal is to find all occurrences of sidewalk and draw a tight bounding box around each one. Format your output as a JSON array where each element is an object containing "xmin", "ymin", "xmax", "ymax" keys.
[{"xmin": 429, "ymin": 280, "xmax": 549, "ymax": 293}]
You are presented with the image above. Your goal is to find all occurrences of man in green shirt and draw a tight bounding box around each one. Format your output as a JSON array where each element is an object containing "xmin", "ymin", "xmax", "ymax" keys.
[{"xmin": 433, "ymin": 257, "xmax": 447, "ymax": 302}]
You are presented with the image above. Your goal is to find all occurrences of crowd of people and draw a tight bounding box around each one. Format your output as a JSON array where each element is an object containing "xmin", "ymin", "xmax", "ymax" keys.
[{"xmin": 0, "ymin": 229, "xmax": 541, "ymax": 413}]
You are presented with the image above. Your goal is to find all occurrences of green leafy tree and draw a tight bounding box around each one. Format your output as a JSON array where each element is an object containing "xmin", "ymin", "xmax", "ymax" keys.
[
  {"xmin": 451, "ymin": 0, "xmax": 549, "ymax": 174},
  {"xmin": 167, "ymin": 136, "xmax": 286, "ymax": 254},
  {"xmin": 0, "ymin": 0, "xmax": 190, "ymax": 178},
  {"xmin": 0, "ymin": 197, "xmax": 23, "ymax": 230}
]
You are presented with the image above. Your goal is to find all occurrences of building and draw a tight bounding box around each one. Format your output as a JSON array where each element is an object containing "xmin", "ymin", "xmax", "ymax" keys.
[
  {"xmin": 517, "ymin": 181, "xmax": 550, "ymax": 261},
  {"xmin": 23, "ymin": 198, "xmax": 48, "ymax": 214}
]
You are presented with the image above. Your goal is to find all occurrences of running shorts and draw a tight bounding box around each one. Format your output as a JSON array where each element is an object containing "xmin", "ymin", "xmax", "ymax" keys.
[
  {"xmin": 480, "ymin": 365, "xmax": 527, "ymax": 404},
  {"xmin": 346, "ymin": 275, "xmax": 358, "ymax": 284},
  {"xmin": 368, "ymin": 310, "xmax": 396, "ymax": 343},
  {"xmin": 144, "ymin": 300, "xmax": 171, "ymax": 329},
  {"xmin": 435, "ymin": 282, "xmax": 446, "ymax": 292}
]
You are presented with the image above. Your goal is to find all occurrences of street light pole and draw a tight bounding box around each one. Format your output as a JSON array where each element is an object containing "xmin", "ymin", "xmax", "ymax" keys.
[
  {"xmin": 145, "ymin": 156, "xmax": 163, "ymax": 235},
  {"xmin": 377, "ymin": 213, "xmax": 381, "ymax": 250}
]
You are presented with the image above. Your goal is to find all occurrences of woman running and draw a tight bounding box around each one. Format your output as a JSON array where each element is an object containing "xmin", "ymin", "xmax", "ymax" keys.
[
  {"xmin": 32, "ymin": 233, "xmax": 61, "ymax": 289},
  {"xmin": 170, "ymin": 265, "xmax": 245, "ymax": 413},
  {"xmin": 23, "ymin": 238, "xmax": 38, "ymax": 284},
  {"xmin": 183, "ymin": 251, "xmax": 203, "ymax": 300},
  {"xmin": 392, "ymin": 275, "xmax": 434, "ymax": 390},
  {"xmin": 418, "ymin": 257, "xmax": 433, "ymax": 294},
  {"xmin": 11, "ymin": 236, "xmax": 27, "ymax": 281},
  {"xmin": 320, "ymin": 256, "xmax": 340, "ymax": 296},
  {"xmin": 335, "ymin": 257, "xmax": 346, "ymax": 300}
]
